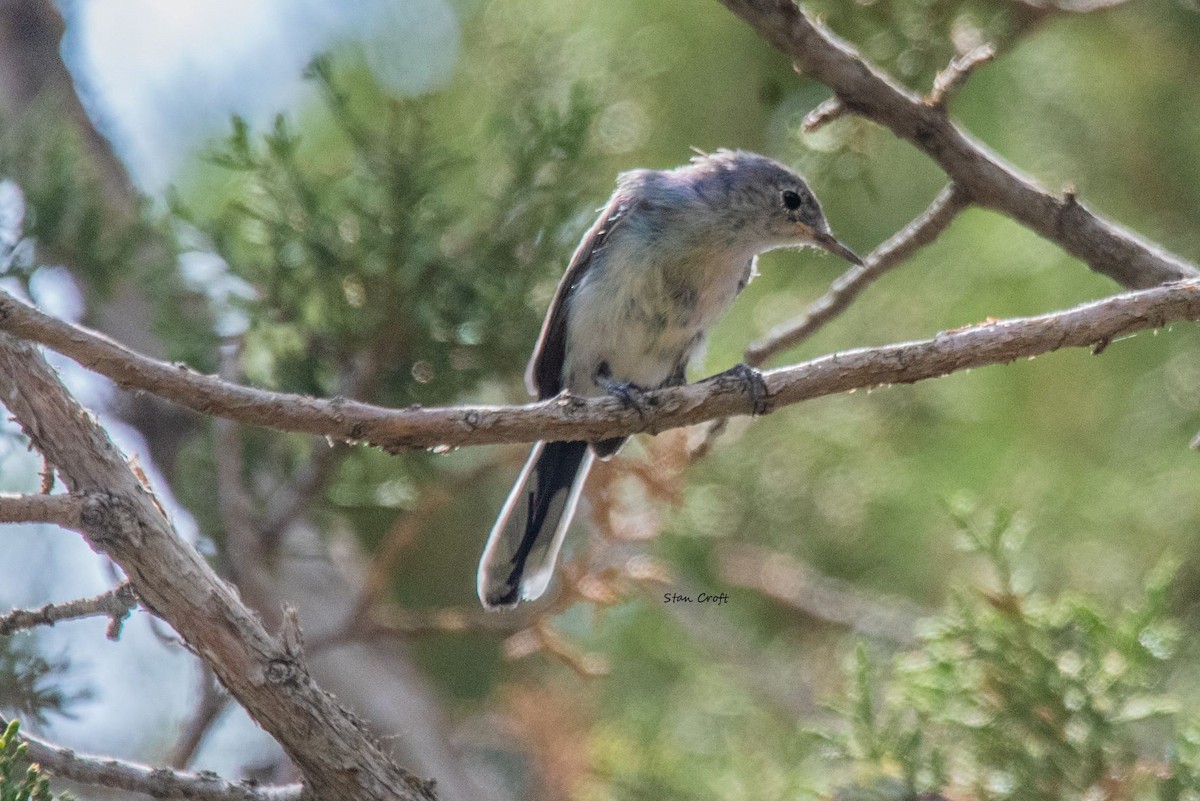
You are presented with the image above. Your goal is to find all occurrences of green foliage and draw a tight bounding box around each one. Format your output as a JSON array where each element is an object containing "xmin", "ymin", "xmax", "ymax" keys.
[
  {"xmin": 826, "ymin": 509, "xmax": 1198, "ymax": 801},
  {"xmin": 0, "ymin": 102, "xmax": 151, "ymax": 292},
  {"xmin": 177, "ymin": 56, "xmax": 598, "ymax": 406},
  {"xmin": 165, "ymin": 47, "xmax": 603, "ymax": 581},
  {"xmin": 0, "ymin": 720, "xmax": 70, "ymax": 801},
  {"xmin": 0, "ymin": 99, "xmax": 205, "ymax": 381},
  {"xmin": 814, "ymin": 644, "xmax": 947, "ymax": 799},
  {"xmin": 569, "ymin": 511, "xmax": 1200, "ymax": 801}
]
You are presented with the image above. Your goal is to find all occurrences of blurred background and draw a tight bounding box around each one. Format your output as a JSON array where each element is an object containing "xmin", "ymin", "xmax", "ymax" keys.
[{"xmin": 1, "ymin": 0, "xmax": 1200, "ymax": 799}]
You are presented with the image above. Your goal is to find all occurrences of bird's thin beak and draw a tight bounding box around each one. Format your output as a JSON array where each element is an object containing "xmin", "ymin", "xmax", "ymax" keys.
[{"xmin": 813, "ymin": 231, "xmax": 864, "ymax": 266}]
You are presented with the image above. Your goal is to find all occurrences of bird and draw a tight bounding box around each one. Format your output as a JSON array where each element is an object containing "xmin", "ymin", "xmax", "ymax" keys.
[{"xmin": 477, "ymin": 149, "xmax": 862, "ymax": 609}]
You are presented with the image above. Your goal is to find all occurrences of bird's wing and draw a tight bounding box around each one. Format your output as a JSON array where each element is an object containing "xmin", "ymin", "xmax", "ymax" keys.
[{"xmin": 525, "ymin": 192, "xmax": 631, "ymax": 399}]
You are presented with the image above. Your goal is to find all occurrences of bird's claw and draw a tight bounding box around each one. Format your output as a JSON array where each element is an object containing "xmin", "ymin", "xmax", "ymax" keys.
[
  {"xmin": 710, "ymin": 362, "xmax": 770, "ymax": 416},
  {"xmin": 598, "ymin": 377, "xmax": 650, "ymax": 420}
]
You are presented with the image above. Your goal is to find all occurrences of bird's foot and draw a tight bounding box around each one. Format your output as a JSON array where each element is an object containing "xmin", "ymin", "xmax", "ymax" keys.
[
  {"xmin": 709, "ymin": 362, "xmax": 770, "ymax": 416},
  {"xmin": 598, "ymin": 376, "xmax": 651, "ymax": 420}
]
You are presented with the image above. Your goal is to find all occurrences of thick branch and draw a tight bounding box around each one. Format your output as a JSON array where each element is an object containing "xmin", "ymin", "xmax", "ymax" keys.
[
  {"xmin": 3, "ymin": 283, "xmax": 1200, "ymax": 450},
  {"xmin": 0, "ymin": 582, "xmax": 136, "ymax": 639},
  {"xmin": 0, "ymin": 337, "xmax": 435, "ymax": 801},
  {"xmin": 3, "ymin": 716, "xmax": 303, "ymax": 801},
  {"xmin": 746, "ymin": 183, "xmax": 968, "ymax": 363},
  {"xmin": 0, "ymin": 492, "xmax": 85, "ymax": 528},
  {"xmin": 716, "ymin": 0, "xmax": 1198, "ymax": 290}
]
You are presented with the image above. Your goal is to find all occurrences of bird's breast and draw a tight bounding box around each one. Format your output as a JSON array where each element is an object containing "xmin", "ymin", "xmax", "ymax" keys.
[{"xmin": 561, "ymin": 240, "xmax": 752, "ymax": 394}]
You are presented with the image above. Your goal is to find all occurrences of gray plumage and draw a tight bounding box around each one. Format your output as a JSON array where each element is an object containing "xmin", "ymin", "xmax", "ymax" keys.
[{"xmin": 478, "ymin": 150, "xmax": 861, "ymax": 609}]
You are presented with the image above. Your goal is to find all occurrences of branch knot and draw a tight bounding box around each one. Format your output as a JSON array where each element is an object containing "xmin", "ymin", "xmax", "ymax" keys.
[
  {"xmin": 264, "ymin": 658, "xmax": 303, "ymax": 687},
  {"xmin": 80, "ymin": 492, "xmax": 142, "ymax": 546}
]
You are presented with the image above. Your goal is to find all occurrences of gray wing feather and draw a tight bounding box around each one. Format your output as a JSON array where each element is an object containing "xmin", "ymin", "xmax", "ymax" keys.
[{"xmin": 525, "ymin": 193, "xmax": 631, "ymax": 399}]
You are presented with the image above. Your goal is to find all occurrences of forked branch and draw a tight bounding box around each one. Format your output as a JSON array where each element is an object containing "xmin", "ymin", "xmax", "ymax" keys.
[
  {"xmin": 0, "ymin": 334, "xmax": 436, "ymax": 801},
  {"xmin": 0, "ymin": 582, "xmax": 136, "ymax": 639},
  {"xmin": 716, "ymin": 0, "xmax": 1198, "ymax": 290}
]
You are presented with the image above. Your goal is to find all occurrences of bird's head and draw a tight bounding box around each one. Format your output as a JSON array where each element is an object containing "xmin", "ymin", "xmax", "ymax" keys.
[{"xmin": 680, "ymin": 149, "xmax": 863, "ymax": 265}]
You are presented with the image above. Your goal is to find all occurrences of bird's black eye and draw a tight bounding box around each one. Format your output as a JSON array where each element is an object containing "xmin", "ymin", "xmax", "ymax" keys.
[{"xmin": 782, "ymin": 190, "xmax": 803, "ymax": 211}]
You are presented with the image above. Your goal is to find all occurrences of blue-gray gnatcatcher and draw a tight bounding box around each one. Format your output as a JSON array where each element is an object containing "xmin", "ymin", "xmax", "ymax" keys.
[{"xmin": 478, "ymin": 150, "xmax": 861, "ymax": 608}]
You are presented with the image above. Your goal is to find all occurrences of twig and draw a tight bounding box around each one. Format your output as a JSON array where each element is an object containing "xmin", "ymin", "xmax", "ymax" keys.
[
  {"xmin": 2, "ymin": 715, "xmax": 304, "ymax": 801},
  {"xmin": 926, "ymin": 44, "xmax": 996, "ymax": 108},
  {"xmin": 0, "ymin": 583, "xmax": 136, "ymax": 639},
  {"xmin": 805, "ymin": 0, "xmax": 1098, "ymax": 131},
  {"xmin": 802, "ymin": 95, "xmax": 845, "ymax": 132},
  {"xmin": 38, "ymin": 456, "xmax": 55, "ymax": 494},
  {"xmin": 311, "ymin": 574, "xmax": 579, "ymax": 654},
  {"xmin": 718, "ymin": 544, "xmax": 927, "ymax": 643},
  {"xmin": 0, "ymin": 334, "xmax": 436, "ymax": 801},
  {"xmin": 2, "ymin": 283, "xmax": 1200, "ymax": 451},
  {"xmin": 686, "ymin": 417, "xmax": 729, "ymax": 461},
  {"xmin": 313, "ymin": 587, "xmax": 569, "ymax": 653},
  {"xmin": 0, "ymin": 492, "xmax": 85, "ymax": 528},
  {"xmin": 715, "ymin": 0, "xmax": 1198, "ymax": 290},
  {"xmin": 503, "ymin": 620, "xmax": 609, "ymax": 679},
  {"xmin": 307, "ymin": 607, "xmax": 519, "ymax": 654},
  {"xmin": 746, "ymin": 183, "xmax": 969, "ymax": 365},
  {"xmin": 278, "ymin": 605, "xmax": 305, "ymax": 661}
]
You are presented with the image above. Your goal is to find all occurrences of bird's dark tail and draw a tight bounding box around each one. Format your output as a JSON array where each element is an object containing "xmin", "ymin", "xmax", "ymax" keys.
[{"xmin": 477, "ymin": 440, "xmax": 594, "ymax": 609}]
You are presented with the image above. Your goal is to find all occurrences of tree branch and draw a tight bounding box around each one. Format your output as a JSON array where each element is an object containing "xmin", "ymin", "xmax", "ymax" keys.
[
  {"xmin": 0, "ymin": 335, "xmax": 436, "ymax": 801},
  {"xmin": 3, "ymin": 282, "xmax": 1200, "ymax": 451},
  {"xmin": 746, "ymin": 183, "xmax": 968, "ymax": 364},
  {"xmin": 806, "ymin": 31, "xmax": 995, "ymax": 131},
  {"xmin": 0, "ymin": 582, "xmax": 136, "ymax": 639},
  {"xmin": 715, "ymin": 0, "xmax": 1198, "ymax": 290},
  {"xmin": 2, "ymin": 715, "xmax": 303, "ymax": 801},
  {"xmin": 0, "ymin": 492, "xmax": 85, "ymax": 528},
  {"xmin": 807, "ymin": 42, "xmax": 995, "ymax": 132}
]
